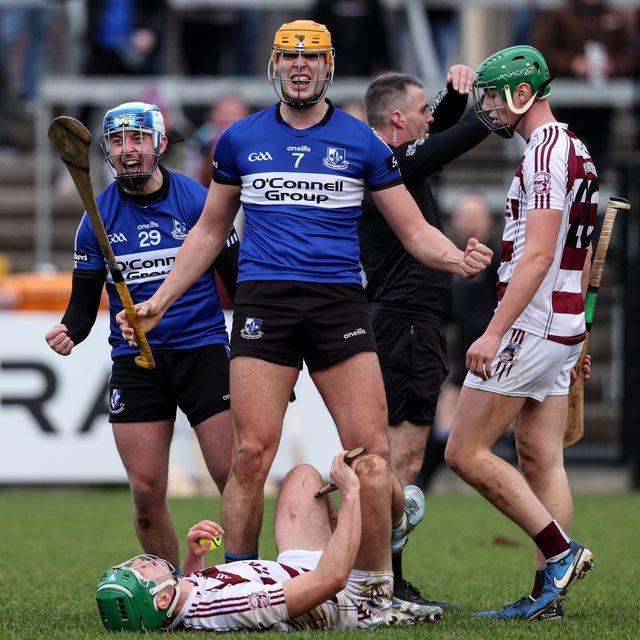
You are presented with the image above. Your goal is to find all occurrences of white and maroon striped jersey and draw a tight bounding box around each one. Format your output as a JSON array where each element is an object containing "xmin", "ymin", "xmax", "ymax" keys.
[
  {"xmin": 166, "ymin": 559, "xmax": 358, "ymax": 632},
  {"xmin": 498, "ymin": 122, "xmax": 598, "ymax": 344}
]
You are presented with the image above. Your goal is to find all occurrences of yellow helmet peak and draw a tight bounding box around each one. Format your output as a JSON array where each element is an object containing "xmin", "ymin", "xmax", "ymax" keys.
[{"xmin": 273, "ymin": 20, "xmax": 333, "ymax": 56}]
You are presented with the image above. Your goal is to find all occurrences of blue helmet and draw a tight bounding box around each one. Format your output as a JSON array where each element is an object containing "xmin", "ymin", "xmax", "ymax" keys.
[{"xmin": 99, "ymin": 102, "xmax": 166, "ymax": 190}]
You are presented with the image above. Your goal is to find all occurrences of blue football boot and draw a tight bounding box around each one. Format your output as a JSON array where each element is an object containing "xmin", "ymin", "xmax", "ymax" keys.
[
  {"xmin": 526, "ymin": 540, "xmax": 593, "ymax": 620},
  {"xmin": 474, "ymin": 596, "xmax": 564, "ymax": 620}
]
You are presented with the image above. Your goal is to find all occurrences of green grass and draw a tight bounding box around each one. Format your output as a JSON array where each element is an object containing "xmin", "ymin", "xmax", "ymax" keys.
[{"xmin": 1, "ymin": 488, "xmax": 638, "ymax": 639}]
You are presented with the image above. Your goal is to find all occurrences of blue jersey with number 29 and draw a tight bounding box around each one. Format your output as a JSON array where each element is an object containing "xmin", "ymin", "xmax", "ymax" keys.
[{"xmin": 73, "ymin": 170, "xmax": 236, "ymax": 357}]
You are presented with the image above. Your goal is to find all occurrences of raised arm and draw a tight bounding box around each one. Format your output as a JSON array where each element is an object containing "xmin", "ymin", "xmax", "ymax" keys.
[
  {"xmin": 183, "ymin": 520, "xmax": 225, "ymax": 575},
  {"xmin": 281, "ymin": 452, "xmax": 362, "ymax": 618},
  {"xmin": 118, "ymin": 182, "xmax": 241, "ymax": 342},
  {"xmin": 371, "ymin": 184, "xmax": 493, "ymax": 278}
]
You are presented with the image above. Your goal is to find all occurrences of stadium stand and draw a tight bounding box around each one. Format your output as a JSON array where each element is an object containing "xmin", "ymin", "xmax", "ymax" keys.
[{"xmin": 0, "ymin": 0, "xmax": 638, "ymax": 472}]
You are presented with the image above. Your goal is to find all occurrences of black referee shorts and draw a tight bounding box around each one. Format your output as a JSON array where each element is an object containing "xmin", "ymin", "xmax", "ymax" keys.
[
  {"xmin": 371, "ymin": 311, "xmax": 449, "ymax": 426},
  {"xmin": 230, "ymin": 280, "xmax": 377, "ymax": 373},
  {"xmin": 109, "ymin": 344, "xmax": 230, "ymax": 426}
]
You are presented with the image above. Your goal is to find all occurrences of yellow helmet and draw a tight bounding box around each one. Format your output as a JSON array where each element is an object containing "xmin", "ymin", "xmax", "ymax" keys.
[
  {"xmin": 273, "ymin": 20, "xmax": 334, "ymax": 64},
  {"xmin": 268, "ymin": 20, "xmax": 335, "ymax": 109}
]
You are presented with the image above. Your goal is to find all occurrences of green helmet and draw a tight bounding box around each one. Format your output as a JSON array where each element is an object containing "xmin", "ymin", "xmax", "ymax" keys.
[
  {"xmin": 473, "ymin": 45, "xmax": 553, "ymax": 137},
  {"xmin": 96, "ymin": 555, "xmax": 180, "ymax": 632}
]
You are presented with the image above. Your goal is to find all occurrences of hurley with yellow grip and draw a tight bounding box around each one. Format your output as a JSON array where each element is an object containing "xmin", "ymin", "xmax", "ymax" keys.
[{"xmin": 48, "ymin": 116, "xmax": 155, "ymax": 369}]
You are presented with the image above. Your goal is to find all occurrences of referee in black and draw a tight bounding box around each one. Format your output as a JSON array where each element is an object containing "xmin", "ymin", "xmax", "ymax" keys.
[{"xmin": 359, "ymin": 67, "xmax": 490, "ymax": 610}]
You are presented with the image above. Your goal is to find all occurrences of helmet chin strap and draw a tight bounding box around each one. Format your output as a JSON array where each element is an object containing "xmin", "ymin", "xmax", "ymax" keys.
[
  {"xmin": 495, "ymin": 124, "xmax": 516, "ymax": 140},
  {"xmin": 504, "ymin": 73, "xmax": 555, "ymax": 116},
  {"xmin": 149, "ymin": 577, "xmax": 181, "ymax": 619},
  {"xmin": 115, "ymin": 173, "xmax": 152, "ymax": 190},
  {"xmin": 504, "ymin": 86, "xmax": 538, "ymax": 115},
  {"xmin": 280, "ymin": 78, "xmax": 328, "ymax": 109}
]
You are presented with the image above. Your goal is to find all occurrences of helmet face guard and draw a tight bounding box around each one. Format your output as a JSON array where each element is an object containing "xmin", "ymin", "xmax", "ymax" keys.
[
  {"xmin": 472, "ymin": 86, "xmax": 516, "ymax": 139},
  {"xmin": 96, "ymin": 554, "xmax": 180, "ymax": 632},
  {"xmin": 473, "ymin": 45, "xmax": 553, "ymax": 139},
  {"xmin": 268, "ymin": 20, "xmax": 335, "ymax": 109},
  {"xmin": 99, "ymin": 102, "xmax": 166, "ymax": 190}
]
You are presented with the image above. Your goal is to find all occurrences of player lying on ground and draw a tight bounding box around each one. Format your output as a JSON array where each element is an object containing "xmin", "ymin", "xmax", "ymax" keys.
[{"xmin": 96, "ymin": 451, "xmax": 442, "ymax": 632}]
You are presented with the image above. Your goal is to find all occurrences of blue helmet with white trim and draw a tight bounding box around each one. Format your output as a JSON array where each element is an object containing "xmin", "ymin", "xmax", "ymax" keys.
[{"xmin": 99, "ymin": 102, "xmax": 166, "ymax": 190}]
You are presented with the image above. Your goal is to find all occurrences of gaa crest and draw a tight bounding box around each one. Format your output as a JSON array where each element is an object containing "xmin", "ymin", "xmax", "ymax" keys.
[
  {"xmin": 322, "ymin": 147, "xmax": 349, "ymax": 170},
  {"xmin": 110, "ymin": 388, "xmax": 125, "ymax": 414},
  {"xmin": 248, "ymin": 590, "xmax": 271, "ymax": 609},
  {"xmin": 240, "ymin": 317, "xmax": 264, "ymax": 340},
  {"xmin": 115, "ymin": 114, "xmax": 135, "ymax": 127},
  {"xmin": 533, "ymin": 171, "xmax": 551, "ymax": 195},
  {"xmin": 498, "ymin": 342, "xmax": 521, "ymax": 364},
  {"xmin": 171, "ymin": 219, "xmax": 188, "ymax": 240}
]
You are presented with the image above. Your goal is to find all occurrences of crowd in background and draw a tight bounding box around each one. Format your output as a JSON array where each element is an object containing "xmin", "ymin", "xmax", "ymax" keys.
[
  {"xmin": 0, "ymin": 1, "xmax": 632, "ymax": 494},
  {"xmin": 0, "ymin": 0, "xmax": 636, "ymax": 334},
  {"xmin": 1, "ymin": 0, "xmax": 638, "ymax": 162}
]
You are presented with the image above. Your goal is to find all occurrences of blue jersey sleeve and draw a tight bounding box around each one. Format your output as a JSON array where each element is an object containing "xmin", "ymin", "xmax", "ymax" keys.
[
  {"xmin": 365, "ymin": 129, "xmax": 402, "ymax": 191},
  {"xmin": 73, "ymin": 213, "xmax": 107, "ymax": 272},
  {"xmin": 172, "ymin": 169, "xmax": 239, "ymax": 255},
  {"xmin": 212, "ymin": 126, "xmax": 242, "ymax": 186}
]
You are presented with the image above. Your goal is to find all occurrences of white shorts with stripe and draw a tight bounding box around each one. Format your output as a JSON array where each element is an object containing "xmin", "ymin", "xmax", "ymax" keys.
[{"xmin": 463, "ymin": 328, "xmax": 583, "ymax": 401}]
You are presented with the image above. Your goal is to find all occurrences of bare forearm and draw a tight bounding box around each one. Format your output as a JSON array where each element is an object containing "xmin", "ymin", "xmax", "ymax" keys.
[
  {"xmin": 402, "ymin": 225, "xmax": 465, "ymax": 274},
  {"xmin": 487, "ymin": 252, "xmax": 552, "ymax": 338},
  {"xmin": 183, "ymin": 549, "xmax": 205, "ymax": 576},
  {"xmin": 581, "ymin": 244, "xmax": 593, "ymax": 297},
  {"xmin": 150, "ymin": 182, "xmax": 240, "ymax": 314},
  {"xmin": 152, "ymin": 221, "xmax": 226, "ymax": 312},
  {"xmin": 316, "ymin": 491, "xmax": 361, "ymax": 577},
  {"xmin": 282, "ymin": 491, "xmax": 361, "ymax": 618}
]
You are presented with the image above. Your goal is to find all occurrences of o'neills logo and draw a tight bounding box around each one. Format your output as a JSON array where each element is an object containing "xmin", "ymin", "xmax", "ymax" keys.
[
  {"xmin": 344, "ymin": 328, "xmax": 366, "ymax": 339},
  {"xmin": 251, "ymin": 176, "xmax": 344, "ymax": 203}
]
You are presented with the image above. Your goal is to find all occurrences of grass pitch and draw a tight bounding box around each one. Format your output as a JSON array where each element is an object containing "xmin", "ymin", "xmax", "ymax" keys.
[{"xmin": 1, "ymin": 486, "xmax": 638, "ymax": 639}]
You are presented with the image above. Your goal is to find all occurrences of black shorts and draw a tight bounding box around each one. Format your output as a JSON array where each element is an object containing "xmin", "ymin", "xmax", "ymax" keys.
[
  {"xmin": 371, "ymin": 311, "xmax": 449, "ymax": 426},
  {"xmin": 109, "ymin": 344, "xmax": 230, "ymax": 425},
  {"xmin": 231, "ymin": 281, "xmax": 377, "ymax": 373}
]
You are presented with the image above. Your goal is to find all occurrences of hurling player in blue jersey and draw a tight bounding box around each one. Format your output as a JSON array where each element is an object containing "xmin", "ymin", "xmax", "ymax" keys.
[
  {"xmin": 45, "ymin": 102, "xmax": 238, "ymax": 570},
  {"xmin": 118, "ymin": 22, "xmax": 492, "ymax": 576}
]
